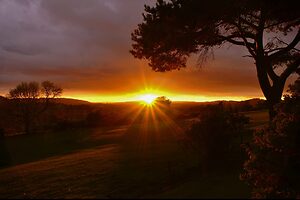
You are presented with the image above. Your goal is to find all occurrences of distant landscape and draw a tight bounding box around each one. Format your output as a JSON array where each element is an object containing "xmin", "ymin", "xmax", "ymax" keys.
[
  {"xmin": 0, "ymin": 96, "xmax": 268, "ymax": 198},
  {"xmin": 0, "ymin": 96, "xmax": 266, "ymax": 137},
  {"xmin": 0, "ymin": 0, "xmax": 299, "ymax": 198}
]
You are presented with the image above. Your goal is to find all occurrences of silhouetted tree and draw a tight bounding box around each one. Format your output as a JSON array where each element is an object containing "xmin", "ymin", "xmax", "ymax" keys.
[
  {"xmin": 155, "ymin": 96, "xmax": 171, "ymax": 107},
  {"xmin": 131, "ymin": 0, "xmax": 300, "ymax": 119},
  {"xmin": 153, "ymin": 96, "xmax": 172, "ymax": 117},
  {"xmin": 8, "ymin": 81, "xmax": 62, "ymax": 134},
  {"xmin": 241, "ymin": 77, "xmax": 300, "ymax": 198}
]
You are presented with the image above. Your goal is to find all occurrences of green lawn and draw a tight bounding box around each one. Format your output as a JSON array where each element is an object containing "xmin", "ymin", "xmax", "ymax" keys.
[{"xmin": 0, "ymin": 110, "xmax": 268, "ymax": 198}]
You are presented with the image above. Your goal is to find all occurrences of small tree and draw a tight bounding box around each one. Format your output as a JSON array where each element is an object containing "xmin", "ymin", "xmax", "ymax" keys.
[
  {"xmin": 154, "ymin": 96, "xmax": 171, "ymax": 107},
  {"xmin": 241, "ymin": 76, "xmax": 300, "ymax": 198},
  {"xmin": 8, "ymin": 81, "xmax": 62, "ymax": 134}
]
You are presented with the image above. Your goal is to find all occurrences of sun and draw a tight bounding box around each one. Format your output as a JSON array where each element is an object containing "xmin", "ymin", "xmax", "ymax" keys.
[{"xmin": 139, "ymin": 94, "xmax": 157, "ymax": 105}]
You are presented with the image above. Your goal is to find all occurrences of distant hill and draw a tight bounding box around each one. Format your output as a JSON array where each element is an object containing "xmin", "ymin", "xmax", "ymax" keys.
[
  {"xmin": 0, "ymin": 96, "xmax": 7, "ymax": 103},
  {"xmin": 0, "ymin": 96, "xmax": 90, "ymax": 105},
  {"xmin": 171, "ymin": 98, "xmax": 266, "ymax": 112},
  {"xmin": 53, "ymin": 98, "xmax": 91, "ymax": 105},
  {"xmin": 242, "ymin": 98, "xmax": 265, "ymax": 106},
  {"xmin": 1, "ymin": 96, "xmax": 266, "ymax": 108},
  {"xmin": 172, "ymin": 98, "xmax": 265, "ymax": 105}
]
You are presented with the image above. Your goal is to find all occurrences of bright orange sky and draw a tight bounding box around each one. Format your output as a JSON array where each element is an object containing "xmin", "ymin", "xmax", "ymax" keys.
[
  {"xmin": 0, "ymin": 0, "xmax": 297, "ymax": 102},
  {"xmin": 62, "ymin": 56, "xmax": 266, "ymax": 102}
]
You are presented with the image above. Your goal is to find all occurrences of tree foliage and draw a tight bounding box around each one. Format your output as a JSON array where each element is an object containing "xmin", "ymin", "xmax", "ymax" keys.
[
  {"xmin": 287, "ymin": 74, "xmax": 300, "ymax": 98},
  {"xmin": 241, "ymin": 77, "xmax": 300, "ymax": 198},
  {"xmin": 154, "ymin": 96, "xmax": 171, "ymax": 106},
  {"xmin": 131, "ymin": 0, "xmax": 300, "ymax": 118}
]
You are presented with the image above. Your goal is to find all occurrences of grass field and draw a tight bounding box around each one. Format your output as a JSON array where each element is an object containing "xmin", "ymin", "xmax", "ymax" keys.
[
  {"xmin": 0, "ymin": 110, "xmax": 269, "ymax": 198},
  {"xmin": 243, "ymin": 109, "xmax": 269, "ymax": 129}
]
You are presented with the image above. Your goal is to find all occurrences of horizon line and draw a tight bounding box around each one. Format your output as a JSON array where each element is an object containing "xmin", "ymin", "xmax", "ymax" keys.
[
  {"xmin": 1, "ymin": 93, "xmax": 266, "ymax": 103},
  {"xmin": 61, "ymin": 96, "xmax": 266, "ymax": 104}
]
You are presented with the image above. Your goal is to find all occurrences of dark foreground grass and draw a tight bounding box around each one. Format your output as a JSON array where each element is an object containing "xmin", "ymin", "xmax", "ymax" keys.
[
  {"xmin": 243, "ymin": 109, "xmax": 269, "ymax": 129},
  {"xmin": 0, "ymin": 110, "xmax": 268, "ymax": 198},
  {"xmin": 0, "ymin": 126, "xmax": 126, "ymax": 167},
  {"xmin": 0, "ymin": 145, "xmax": 119, "ymax": 198}
]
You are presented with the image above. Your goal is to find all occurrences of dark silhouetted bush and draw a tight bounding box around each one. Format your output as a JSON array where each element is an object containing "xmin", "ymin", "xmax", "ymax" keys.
[
  {"xmin": 185, "ymin": 103, "xmax": 249, "ymax": 173},
  {"xmin": 241, "ymin": 77, "xmax": 300, "ymax": 198}
]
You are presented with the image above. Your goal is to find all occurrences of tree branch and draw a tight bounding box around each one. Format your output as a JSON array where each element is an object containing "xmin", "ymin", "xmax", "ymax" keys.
[
  {"xmin": 234, "ymin": 21, "xmax": 256, "ymax": 57},
  {"xmin": 265, "ymin": 59, "xmax": 279, "ymax": 82},
  {"xmin": 256, "ymin": 9, "xmax": 265, "ymax": 54},
  {"xmin": 218, "ymin": 35, "xmax": 246, "ymax": 46},
  {"xmin": 280, "ymin": 57, "xmax": 300, "ymax": 80},
  {"xmin": 269, "ymin": 30, "xmax": 300, "ymax": 60},
  {"xmin": 240, "ymin": 16, "xmax": 258, "ymax": 30},
  {"xmin": 266, "ymin": 47, "xmax": 300, "ymax": 54},
  {"xmin": 264, "ymin": 21, "xmax": 287, "ymax": 30},
  {"xmin": 264, "ymin": 19, "xmax": 299, "ymax": 30}
]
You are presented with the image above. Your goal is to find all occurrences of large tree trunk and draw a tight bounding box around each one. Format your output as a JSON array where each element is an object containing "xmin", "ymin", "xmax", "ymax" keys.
[
  {"xmin": 267, "ymin": 80, "xmax": 285, "ymax": 119},
  {"xmin": 258, "ymin": 79, "xmax": 285, "ymax": 120},
  {"xmin": 255, "ymin": 58, "xmax": 286, "ymax": 120}
]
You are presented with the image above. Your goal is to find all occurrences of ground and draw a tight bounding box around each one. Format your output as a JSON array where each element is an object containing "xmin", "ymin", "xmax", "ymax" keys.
[{"xmin": 0, "ymin": 110, "xmax": 268, "ymax": 198}]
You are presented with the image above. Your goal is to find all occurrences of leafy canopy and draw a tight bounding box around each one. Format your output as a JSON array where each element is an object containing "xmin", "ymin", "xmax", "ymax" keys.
[{"xmin": 131, "ymin": 0, "xmax": 299, "ymax": 72}]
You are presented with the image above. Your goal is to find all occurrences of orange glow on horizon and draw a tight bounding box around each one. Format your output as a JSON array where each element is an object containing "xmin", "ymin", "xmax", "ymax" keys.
[{"xmin": 63, "ymin": 89, "xmax": 264, "ymax": 103}]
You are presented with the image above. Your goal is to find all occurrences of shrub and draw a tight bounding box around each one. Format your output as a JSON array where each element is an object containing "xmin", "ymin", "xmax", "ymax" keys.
[
  {"xmin": 185, "ymin": 103, "xmax": 249, "ymax": 172},
  {"xmin": 241, "ymin": 78, "xmax": 300, "ymax": 198}
]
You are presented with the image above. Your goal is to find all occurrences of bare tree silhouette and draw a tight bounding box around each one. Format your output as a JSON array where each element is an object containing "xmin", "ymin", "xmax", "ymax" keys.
[{"xmin": 8, "ymin": 81, "xmax": 62, "ymax": 134}]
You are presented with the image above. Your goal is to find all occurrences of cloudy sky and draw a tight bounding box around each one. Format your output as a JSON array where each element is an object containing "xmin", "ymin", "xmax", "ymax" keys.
[{"xmin": 0, "ymin": 0, "xmax": 297, "ymax": 102}]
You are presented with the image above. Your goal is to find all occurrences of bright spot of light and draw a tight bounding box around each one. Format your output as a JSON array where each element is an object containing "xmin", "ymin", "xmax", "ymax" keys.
[{"xmin": 139, "ymin": 94, "xmax": 157, "ymax": 105}]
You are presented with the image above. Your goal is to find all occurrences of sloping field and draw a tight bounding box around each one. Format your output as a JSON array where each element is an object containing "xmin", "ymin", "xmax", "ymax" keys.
[
  {"xmin": 0, "ymin": 110, "xmax": 268, "ymax": 198},
  {"xmin": 0, "ymin": 145, "xmax": 119, "ymax": 198}
]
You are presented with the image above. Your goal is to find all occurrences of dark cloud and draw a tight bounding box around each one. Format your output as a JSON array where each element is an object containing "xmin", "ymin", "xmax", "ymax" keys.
[
  {"xmin": 2, "ymin": 44, "xmax": 45, "ymax": 56},
  {"xmin": 0, "ymin": 0, "xmax": 296, "ymax": 100}
]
